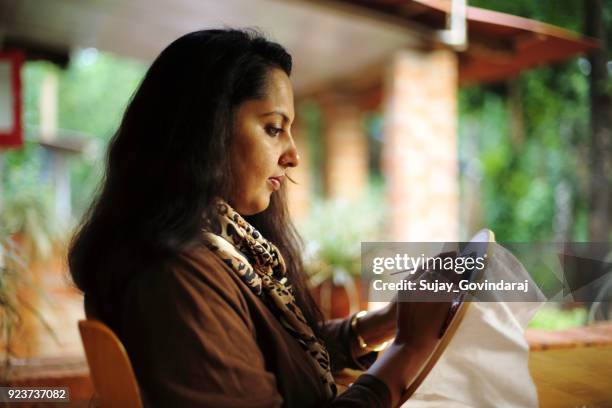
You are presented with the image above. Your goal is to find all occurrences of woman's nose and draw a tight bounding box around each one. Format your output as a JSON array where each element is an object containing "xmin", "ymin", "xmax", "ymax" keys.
[{"xmin": 279, "ymin": 137, "xmax": 300, "ymax": 168}]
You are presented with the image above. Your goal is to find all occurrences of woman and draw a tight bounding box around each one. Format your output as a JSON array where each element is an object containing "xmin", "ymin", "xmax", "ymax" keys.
[{"xmin": 69, "ymin": 29, "xmax": 452, "ymax": 407}]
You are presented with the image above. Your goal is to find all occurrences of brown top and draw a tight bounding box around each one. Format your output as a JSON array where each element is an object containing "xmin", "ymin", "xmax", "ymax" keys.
[{"xmin": 115, "ymin": 244, "xmax": 390, "ymax": 407}]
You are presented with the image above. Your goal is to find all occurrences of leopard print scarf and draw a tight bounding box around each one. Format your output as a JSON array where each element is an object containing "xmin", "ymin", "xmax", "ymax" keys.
[{"xmin": 201, "ymin": 200, "xmax": 337, "ymax": 399}]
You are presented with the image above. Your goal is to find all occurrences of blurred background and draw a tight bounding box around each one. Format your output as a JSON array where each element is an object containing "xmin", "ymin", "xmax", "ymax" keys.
[{"xmin": 0, "ymin": 0, "xmax": 610, "ymax": 401}]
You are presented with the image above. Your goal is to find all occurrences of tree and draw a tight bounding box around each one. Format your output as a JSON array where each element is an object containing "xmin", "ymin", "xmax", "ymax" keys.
[{"xmin": 585, "ymin": 0, "xmax": 612, "ymax": 242}]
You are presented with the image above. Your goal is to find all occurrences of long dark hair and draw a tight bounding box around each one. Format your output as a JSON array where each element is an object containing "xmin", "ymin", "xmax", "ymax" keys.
[{"xmin": 68, "ymin": 28, "xmax": 323, "ymax": 333}]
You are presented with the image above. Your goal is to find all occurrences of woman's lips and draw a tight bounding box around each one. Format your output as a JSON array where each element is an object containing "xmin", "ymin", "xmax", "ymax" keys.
[{"xmin": 268, "ymin": 176, "xmax": 283, "ymax": 191}]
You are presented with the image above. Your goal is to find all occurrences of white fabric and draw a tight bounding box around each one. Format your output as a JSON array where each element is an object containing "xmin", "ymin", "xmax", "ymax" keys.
[{"xmin": 402, "ymin": 243, "xmax": 545, "ymax": 408}]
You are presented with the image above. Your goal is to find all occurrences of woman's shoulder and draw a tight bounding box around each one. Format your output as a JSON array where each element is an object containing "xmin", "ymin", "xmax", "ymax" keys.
[
  {"xmin": 126, "ymin": 242, "xmax": 249, "ymax": 313},
  {"xmin": 175, "ymin": 242, "xmax": 230, "ymax": 278}
]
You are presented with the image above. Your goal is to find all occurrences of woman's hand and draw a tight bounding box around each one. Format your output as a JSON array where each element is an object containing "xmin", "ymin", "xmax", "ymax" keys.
[
  {"xmin": 395, "ymin": 250, "xmax": 458, "ymax": 345},
  {"xmin": 363, "ymin": 251, "xmax": 458, "ymax": 407},
  {"xmin": 354, "ymin": 251, "xmax": 457, "ymax": 354},
  {"xmin": 365, "ymin": 299, "xmax": 453, "ymax": 407},
  {"xmin": 394, "ymin": 301, "xmax": 452, "ymax": 348}
]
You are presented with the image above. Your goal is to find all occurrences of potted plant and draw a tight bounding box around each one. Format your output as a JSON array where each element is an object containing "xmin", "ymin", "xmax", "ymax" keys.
[
  {"xmin": 300, "ymin": 188, "xmax": 386, "ymax": 319},
  {"xmin": 0, "ymin": 186, "xmax": 61, "ymax": 378}
]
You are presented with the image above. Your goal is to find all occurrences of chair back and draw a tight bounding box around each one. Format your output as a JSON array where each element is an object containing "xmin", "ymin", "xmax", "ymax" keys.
[{"xmin": 78, "ymin": 319, "xmax": 143, "ymax": 408}]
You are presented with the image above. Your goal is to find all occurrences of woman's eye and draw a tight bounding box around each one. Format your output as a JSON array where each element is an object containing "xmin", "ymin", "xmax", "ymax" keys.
[{"xmin": 266, "ymin": 126, "xmax": 283, "ymax": 137}]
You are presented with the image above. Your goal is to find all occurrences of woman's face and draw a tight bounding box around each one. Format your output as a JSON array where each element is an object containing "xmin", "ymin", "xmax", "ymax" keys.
[{"xmin": 229, "ymin": 68, "xmax": 299, "ymax": 215}]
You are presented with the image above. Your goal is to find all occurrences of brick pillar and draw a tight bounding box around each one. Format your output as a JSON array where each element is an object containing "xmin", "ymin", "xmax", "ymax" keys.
[
  {"xmin": 287, "ymin": 119, "xmax": 312, "ymax": 222},
  {"xmin": 320, "ymin": 98, "xmax": 368, "ymax": 200},
  {"xmin": 382, "ymin": 48, "xmax": 459, "ymax": 241}
]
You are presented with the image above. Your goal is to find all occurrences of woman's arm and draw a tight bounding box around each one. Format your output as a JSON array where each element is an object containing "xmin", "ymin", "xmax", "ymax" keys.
[
  {"xmin": 119, "ymin": 259, "xmax": 284, "ymax": 407},
  {"xmin": 329, "ymin": 301, "xmax": 453, "ymax": 408},
  {"xmin": 364, "ymin": 301, "xmax": 453, "ymax": 407},
  {"xmin": 347, "ymin": 251, "xmax": 457, "ymax": 359},
  {"xmin": 348, "ymin": 304, "xmax": 396, "ymax": 358},
  {"xmin": 318, "ymin": 304, "xmax": 396, "ymax": 371}
]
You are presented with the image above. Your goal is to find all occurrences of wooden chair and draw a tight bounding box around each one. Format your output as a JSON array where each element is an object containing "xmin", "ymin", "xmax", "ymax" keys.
[{"xmin": 78, "ymin": 319, "xmax": 143, "ymax": 408}]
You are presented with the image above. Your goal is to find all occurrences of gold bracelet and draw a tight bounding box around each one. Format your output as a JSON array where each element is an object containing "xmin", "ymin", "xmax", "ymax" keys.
[{"xmin": 350, "ymin": 311, "xmax": 388, "ymax": 352}]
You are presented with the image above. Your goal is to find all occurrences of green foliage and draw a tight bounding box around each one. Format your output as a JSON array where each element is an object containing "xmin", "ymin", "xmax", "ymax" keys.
[
  {"xmin": 21, "ymin": 50, "xmax": 146, "ymax": 142},
  {"xmin": 529, "ymin": 305, "xmax": 587, "ymax": 329},
  {"xmin": 457, "ymin": 0, "xmax": 612, "ymax": 243},
  {"xmin": 0, "ymin": 235, "xmax": 29, "ymax": 365},
  {"xmin": 299, "ymin": 185, "xmax": 387, "ymax": 282},
  {"xmin": 0, "ymin": 167, "xmax": 61, "ymax": 363},
  {"xmin": 56, "ymin": 49, "xmax": 145, "ymax": 141},
  {"xmin": 0, "ymin": 187, "xmax": 58, "ymax": 261},
  {"xmin": 468, "ymin": 0, "xmax": 585, "ymax": 31},
  {"xmin": 1, "ymin": 139, "xmax": 60, "ymax": 260},
  {"xmin": 459, "ymin": 61, "xmax": 591, "ymax": 241},
  {"xmin": 0, "ymin": 233, "xmax": 59, "ymax": 366},
  {"xmin": 4, "ymin": 49, "xmax": 147, "ymax": 221}
]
